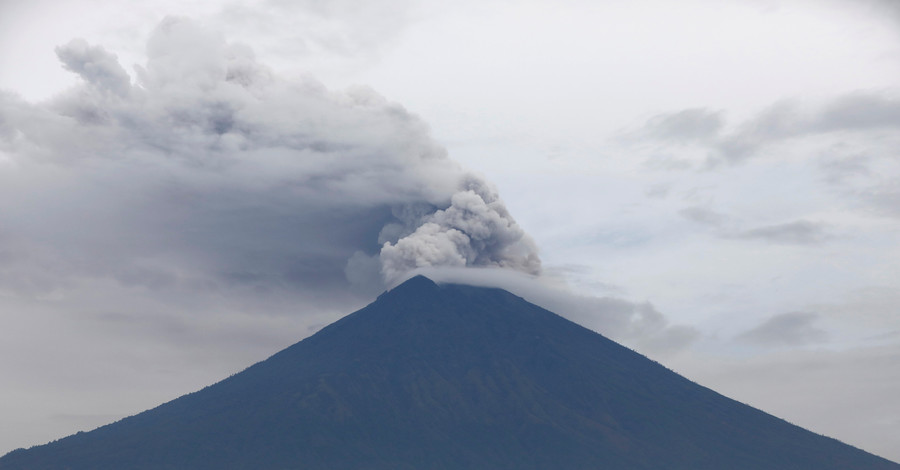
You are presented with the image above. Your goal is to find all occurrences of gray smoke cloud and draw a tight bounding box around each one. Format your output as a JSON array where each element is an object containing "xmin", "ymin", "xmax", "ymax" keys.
[
  {"xmin": 0, "ymin": 17, "xmax": 540, "ymax": 307},
  {"xmin": 379, "ymin": 176, "xmax": 541, "ymax": 281}
]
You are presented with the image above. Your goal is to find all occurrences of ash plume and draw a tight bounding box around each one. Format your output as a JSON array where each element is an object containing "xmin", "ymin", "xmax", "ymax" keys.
[{"xmin": 0, "ymin": 17, "xmax": 540, "ymax": 306}]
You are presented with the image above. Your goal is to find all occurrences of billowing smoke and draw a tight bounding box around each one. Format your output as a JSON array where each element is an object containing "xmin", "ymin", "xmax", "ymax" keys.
[
  {"xmin": 0, "ymin": 17, "xmax": 540, "ymax": 308},
  {"xmin": 379, "ymin": 175, "xmax": 540, "ymax": 281}
]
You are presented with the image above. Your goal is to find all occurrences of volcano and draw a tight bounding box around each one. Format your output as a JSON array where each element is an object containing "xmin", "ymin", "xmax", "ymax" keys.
[{"xmin": 1, "ymin": 275, "xmax": 896, "ymax": 469}]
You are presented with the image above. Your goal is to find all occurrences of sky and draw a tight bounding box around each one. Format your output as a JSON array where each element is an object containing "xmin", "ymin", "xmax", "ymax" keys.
[{"xmin": 1, "ymin": 0, "xmax": 899, "ymax": 462}]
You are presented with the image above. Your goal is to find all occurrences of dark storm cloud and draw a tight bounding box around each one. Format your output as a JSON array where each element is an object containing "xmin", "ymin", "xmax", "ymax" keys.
[
  {"xmin": 0, "ymin": 17, "xmax": 540, "ymax": 310},
  {"xmin": 737, "ymin": 311, "xmax": 828, "ymax": 346}
]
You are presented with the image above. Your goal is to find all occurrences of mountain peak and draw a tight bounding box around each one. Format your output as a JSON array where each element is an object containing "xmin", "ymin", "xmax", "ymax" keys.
[
  {"xmin": 393, "ymin": 274, "xmax": 439, "ymax": 290},
  {"xmin": 376, "ymin": 274, "xmax": 441, "ymax": 302},
  {"xmin": 2, "ymin": 280, "xmax": 897, "ymax": 470}
]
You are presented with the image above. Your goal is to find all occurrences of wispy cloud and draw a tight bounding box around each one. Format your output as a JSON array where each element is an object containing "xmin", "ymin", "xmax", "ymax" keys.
[
  {"xmin": 632, "ymin": 92, "xmax": 900, "ymax": 168},
  {"xmin": 639, "ymin": 108, "xmax": 725, "ymax": 144},
  {"xmin": 737, "ymin": 312, "xmax": 828, "ymax": 346},
  {"xmin": 678, "ymin": 207, "xmax": 830, "ymax": 245},
  {"xmin": 730, "ymin": 220, "xmax": 831, "ymax": 245},
  {"xmin": 678, "ymin": 205, "xmax": 728, "ymax": 228}
]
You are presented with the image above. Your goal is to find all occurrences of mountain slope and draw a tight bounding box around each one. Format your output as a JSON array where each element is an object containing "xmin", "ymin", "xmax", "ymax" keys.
[{"xmin": 1, "ymin": 275, "xmax": 897, "ymax": 469}]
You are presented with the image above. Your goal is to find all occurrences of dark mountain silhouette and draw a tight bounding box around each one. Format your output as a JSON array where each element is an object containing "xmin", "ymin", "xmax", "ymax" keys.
[{"xmin": 1, "ymin": 275, "xmax": 897, "ymax": 469}]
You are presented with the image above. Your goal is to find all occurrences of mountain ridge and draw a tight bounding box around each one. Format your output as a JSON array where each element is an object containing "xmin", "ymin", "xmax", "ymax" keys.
[{"xmin": 1, "ymin": 275, "xmax": 897, "ymax": 469}]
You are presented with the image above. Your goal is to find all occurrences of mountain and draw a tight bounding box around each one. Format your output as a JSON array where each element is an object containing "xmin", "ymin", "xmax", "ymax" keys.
[{"xmin": 1, "ymin": 275, "xmax": 897, "ymax": 469}]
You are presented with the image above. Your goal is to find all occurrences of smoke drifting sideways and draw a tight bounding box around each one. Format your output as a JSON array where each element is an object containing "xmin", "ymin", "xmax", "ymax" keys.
[{"xmin": 0, "ymin": 17, "xmax": 540, "ymax": 314}]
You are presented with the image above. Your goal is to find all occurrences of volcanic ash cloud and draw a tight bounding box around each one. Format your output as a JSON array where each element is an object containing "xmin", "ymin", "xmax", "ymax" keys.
[{"xmin": 0, "ymin": 17, "xmax": 540, "ymax": 301}]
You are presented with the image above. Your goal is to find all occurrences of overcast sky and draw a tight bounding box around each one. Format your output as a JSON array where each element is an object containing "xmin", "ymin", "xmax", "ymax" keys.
[{"xmin": 1, "ymin": 0, "xmax": 899, "ymax": 462}]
